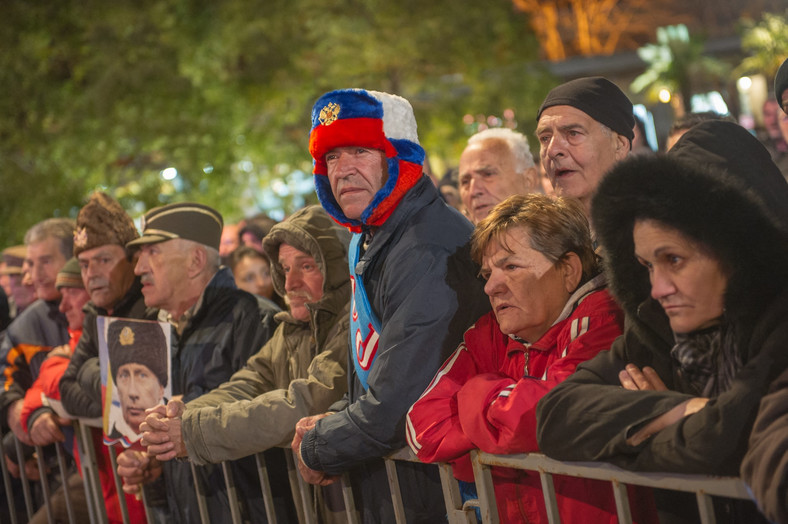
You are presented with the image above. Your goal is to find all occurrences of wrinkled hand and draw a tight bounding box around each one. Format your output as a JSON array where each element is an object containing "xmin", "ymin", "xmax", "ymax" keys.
[
  {"xmin": 626, "ymin": 397, "xmax": 710, "ymax": 446},
  {"xmin": 291, "ymin": 413, "xmax": 339, "ymax": 486},
  {"xmin": 29, "ymin": 412, "xmax": 70, "ymax": 446},
  {"xmin": 619, "ymin": 364, "xmax": 668, "ymax": 391},
  {"xmin": 116, "ymin": 449, "xmax": 162, "ymax": 495},
  {"xmin": 140, "ymin": 400, "xmax": 187, "ymax": 461},
  {"xmin": 7, "ymin": 400, "xmax": 32, "ymax": 446}
]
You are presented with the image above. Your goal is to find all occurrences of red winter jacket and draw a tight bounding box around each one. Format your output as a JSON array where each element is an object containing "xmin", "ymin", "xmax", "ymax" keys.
[
  {"xmin": 20, "ymin": 326, "xmax": 147, "ymax": 524},
  {"xmin": 406, "ymin": 276, "xmax": 657, "ymax": 523}
]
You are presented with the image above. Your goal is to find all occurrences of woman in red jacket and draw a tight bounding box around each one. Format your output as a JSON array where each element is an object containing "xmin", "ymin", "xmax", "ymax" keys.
[{"xmin": 406, "ymin": 193, "xmax": 656, "ymax": 523}]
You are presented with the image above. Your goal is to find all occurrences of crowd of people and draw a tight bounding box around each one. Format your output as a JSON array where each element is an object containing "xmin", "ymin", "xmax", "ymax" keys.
[{"xmin": 1, "ymin": 58, "xmax": 788, "ymax": 524}]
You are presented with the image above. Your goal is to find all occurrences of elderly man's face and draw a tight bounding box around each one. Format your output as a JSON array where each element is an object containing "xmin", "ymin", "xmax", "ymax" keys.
[
  {"xmin": 325, "ymin": 147, "xmax": 388, "ymax": 220},
  {"xmin": 481, "ymin": 226, "xmax": 575, "ymax": 343},
  {"xmin": 26, "ymin": 237, "xmax": 68, "ymax": 302},
  {"xmin": 58, "ymin": 287, "xmax": 91, "ymax": 330},
  {"xmin": 134, "ymin": 240, "xmax": 191, "ymax": 314},
  {"xmin": 537, "ymin": 105, "xmax": 629, "ymax": 213},
  {"xmin": 116, "ymin": 362, "xmax": 164, "ymax": 434},
  {"xmin": 459, "ymin": 139, "xmax": 536, "ymax": 224},
  {"xmin": 278, "ymin": 243, "xmax": 324, "ymax": 322},
  {"xmin": 78, "ymin": 245, "xmax": 136, "ymax": 311}
]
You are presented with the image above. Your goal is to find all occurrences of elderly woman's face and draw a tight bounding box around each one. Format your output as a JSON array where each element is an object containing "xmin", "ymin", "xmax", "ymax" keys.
[
  {"xmin": 634, "ymin": 220, "xmax": 728, "ymax": 333},
  {"xmin": 481, "ymin": 226, "xmax": 577, "ymax": 343}
]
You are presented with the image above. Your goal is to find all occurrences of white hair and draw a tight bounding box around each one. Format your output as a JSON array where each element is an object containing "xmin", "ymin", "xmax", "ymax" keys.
[{"xmin": 467, "ymin": 128, "xmax": 535, "ymax": 173}]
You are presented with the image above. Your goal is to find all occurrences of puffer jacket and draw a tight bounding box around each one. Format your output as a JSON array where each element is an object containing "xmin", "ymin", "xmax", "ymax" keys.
[
  {"xmin": 301, "ymin": 176, "xmax": 490, "ymax": 523},
  {"xmin": 537, "ymin": 121, "xmax": 788, "ymax": 523},
  {"xmin": 0, "ymin": 299, "xmax": 68, "ymax": 427},
  {"xmin": 181, "ymin": 205, "xmax": 351, "ymax": 463}
]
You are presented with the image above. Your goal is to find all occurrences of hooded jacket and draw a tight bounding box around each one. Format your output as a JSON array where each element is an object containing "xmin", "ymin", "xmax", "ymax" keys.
[
  {"xmin": 180, "ymin": 205, "xmax": 351, "ymax": 463},
  {"xmin": 537, "ymin": 122, "xmax": 788, "ymax": 503}
]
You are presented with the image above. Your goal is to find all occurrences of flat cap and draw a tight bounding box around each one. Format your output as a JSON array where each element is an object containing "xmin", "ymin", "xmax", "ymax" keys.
[{"xmin": 126, "ymin": 202, "xmax": 223, "ymax": 251}]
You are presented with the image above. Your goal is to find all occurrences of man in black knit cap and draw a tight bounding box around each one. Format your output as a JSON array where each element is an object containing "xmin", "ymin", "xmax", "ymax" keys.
[
  {"xmin": 535, "ymin": 76, "xmax": 635, "ymax": 221},
  {"xmin": 778, "ymin": 57, "xmax": 788, "ymax": 115}
]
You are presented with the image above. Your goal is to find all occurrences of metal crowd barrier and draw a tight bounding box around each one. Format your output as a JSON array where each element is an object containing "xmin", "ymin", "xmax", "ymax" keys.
[
  {"xmin": 379, "ymin": 448, "xmax": 752, "ymax": 524},
  {"xmin": 0, "ymin": 425, "xmax": 755, "ymax": 524}
]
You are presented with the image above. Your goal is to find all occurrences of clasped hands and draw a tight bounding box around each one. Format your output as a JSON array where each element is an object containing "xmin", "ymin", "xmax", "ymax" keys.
[
  {"xmin": 291, "ymin": 413, "xmax": 339, "ymax": 486},
  {"xmin": 116, "ymin": 399, "xmax": 186, "ymax": 493},
  {"xmin": 619, "ymin": 363, "xmax": 709, "ymax": 446}
]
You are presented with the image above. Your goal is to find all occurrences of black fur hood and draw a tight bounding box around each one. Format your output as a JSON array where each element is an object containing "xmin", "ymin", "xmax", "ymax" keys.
[{"xmin": 592, "ymin": 121, "xmax": 788, "ymax": 325}]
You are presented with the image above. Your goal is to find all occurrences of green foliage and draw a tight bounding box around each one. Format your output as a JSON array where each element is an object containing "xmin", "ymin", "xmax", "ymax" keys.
[
  {"xmin": 738, "ymin": 10, "xmax": 788, "ymax": 78},
  {"xmin": 0, "ymin": 0, "xmax": 551, "ymax": 245},
  {"xmin": 631, "ymin": 24, "xmax": 729, "ymax": 113}
]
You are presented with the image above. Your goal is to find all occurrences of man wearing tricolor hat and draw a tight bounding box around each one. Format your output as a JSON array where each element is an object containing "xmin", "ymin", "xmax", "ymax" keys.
[{"xmin": 294, "ymin": 88, "xmax": 489, "ymax": 522}]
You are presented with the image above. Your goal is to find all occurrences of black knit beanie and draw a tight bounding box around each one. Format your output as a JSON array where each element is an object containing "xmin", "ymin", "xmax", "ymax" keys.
[{"xmin": 537, "ymin": 76, "xmax": 635, "ymax": 141}]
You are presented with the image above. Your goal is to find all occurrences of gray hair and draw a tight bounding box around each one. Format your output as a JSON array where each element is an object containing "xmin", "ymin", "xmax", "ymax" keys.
[
  {"xmin": 467, "ymin": 128, "xmax": 535, "ymax": 173},
  {"xmin": 24, "ymin": 218, "xmax": 76, "ymax": 260}
]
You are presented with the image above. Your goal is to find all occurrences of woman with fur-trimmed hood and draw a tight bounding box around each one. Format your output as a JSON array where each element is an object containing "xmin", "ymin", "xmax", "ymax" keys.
[{"xmin": 536, "ymin": 121, "xmax": 788, "ymax": 523}]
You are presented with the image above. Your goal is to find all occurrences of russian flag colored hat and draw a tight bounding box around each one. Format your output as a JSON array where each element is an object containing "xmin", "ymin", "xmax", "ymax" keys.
[{"xmin": 309, "ymin": 89, "xmax": 425, "ymax": 232}]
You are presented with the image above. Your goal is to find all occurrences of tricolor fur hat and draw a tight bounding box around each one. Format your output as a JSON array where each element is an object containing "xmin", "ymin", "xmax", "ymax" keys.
[
  {"xmin": 309, "ymin": 89, "xmax": 425, "ymax": 232},
  {"xmin": 73, "ymin": 192, "xmax": 139, "ymax": 257}
]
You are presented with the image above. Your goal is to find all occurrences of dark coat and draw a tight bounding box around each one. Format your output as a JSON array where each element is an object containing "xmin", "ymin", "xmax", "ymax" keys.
[
  {"xmin": 301, "ymin": 177, "xmax": 490, "ymax": 523},
  {"xmin": 159, "ymin": 267, "xmax": 279, "ymax": 524},
  {"xmin": 537, "ymin": 122, "xmax": 788, "ymax": 523}
]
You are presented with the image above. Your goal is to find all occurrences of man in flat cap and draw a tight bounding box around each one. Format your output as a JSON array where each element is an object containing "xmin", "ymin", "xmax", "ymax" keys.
[
  {"xmin": 105, "ymin": 319, "xmax": 168, "ymax": 439},
  {"xmin": 140, "ymin": 205, "xmax": 350, "ymax": 523},
  {"xmin": 116, "ymin": 201, "xmax": 279, "ymax": 524},
  {"xmin": 536, "ymin": 76, "xmax": 634, "ymax": 220},
  {"xmin": 293, "ymin": 88, "xmax": 489, "ymax": 522},
  {"xmin": 0, "ymin": 218, "xmax": 73, "ymax": 445}
]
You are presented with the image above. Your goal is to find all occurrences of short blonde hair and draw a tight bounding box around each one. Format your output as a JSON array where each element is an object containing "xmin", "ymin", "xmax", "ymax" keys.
[{"xmin": 471, "ymin": 194, "xmax": 599, "ymax": 284}]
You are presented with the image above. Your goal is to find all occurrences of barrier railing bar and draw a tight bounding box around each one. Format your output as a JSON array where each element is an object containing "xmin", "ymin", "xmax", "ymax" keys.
[
  {"xmin": 469, "ymin": 450, "xmax": 499, "ymax": 524},
  {"xmin": 189, "ymin": 461, "xmax": 210, "ymax": 524},
  {"xmin": 697, "ymin": 492, "xmax": 717, "ymax": 524},
  {"xmin": 14, "ymin": 436, "xmax": 35, "ymax": 520},
  {"xmin": 220, "ymin": 461, "xmax": 243, "ymax": 524},
  {"xmin": 33, "ymin": 444, "xmax": 54, "ymax": 524},
  {"xmin": 255, "ymin": 452, "xmax": 279, "ymax": 524},
  {"xmin": 283, "ymin": 451, "xmax": 312, "ymax": 524},
  {"xmin": 107, "ymin": 445, "xmax": 130, "ymax": 524},
  {"xmin": 54, "ymin": 443, "xmax": 76, "ymax": 524},
  {"xmin": 610, "ymin": 479, "xmax": 633, "ymax": 524},
  {"xmin": 73, "ymin": 421, "xmax": 107, "ymax": 524},
  {"xmin": 340, "ymin": 472, "xmax": 360, "ymax": 524},
  {"xmin": 383, "ymin": 455, "xmax": 407, "ymax": 523},
  {"xmin": 538, "ymin": 470, "xmax": 560, "ymax": 524},
  {"xmin": 289, "ymin": 450, "xmax": 318, "ymax": 524},
  {"xmin": 0, "ymin": 432, "xmax": 19, "ymax": 524},
  {"xmin": 474, "ymin": 452, "xmax": 750, "ymax": 499},
  {"xmin": 437, "ymin": 463, "xmax": 472, "ymax": 524}
]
